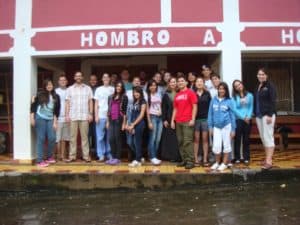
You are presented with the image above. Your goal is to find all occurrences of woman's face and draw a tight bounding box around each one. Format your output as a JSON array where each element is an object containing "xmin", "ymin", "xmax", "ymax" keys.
[
  {"xmin": 195, "ymin": 78, "xmax": 204, "ymax": 90},
  {"xmin": 149, "ymin": 82, "xmax": 157, "ymax": 93},
  {"xmin": 133, "ymin": 90, "xmax": 141, "ymax": 100},
  {"xmin": 233, "ymin": 81, "xmax": 243, "ymax": 92},
  {"xmin": 218, "ymin": 85, "xmax": 226, "ymax": 98},
  {"xmin": 116, "ymin": 83, "xmax": 123, "ymax": 93},
  {"xmin": 169, "ymin": 78, "xmax": 177, "ymax": 90},
  {"xmin": 188, "ymin": 73, "xmax": 196, "ymax": 83},
  {"xmin": 46, "ymin": 81, "xmax": 54, "ymax": 92},
  {"xmin": 257, "ymin": 70, "xmax": 267, "ymax": 83}
]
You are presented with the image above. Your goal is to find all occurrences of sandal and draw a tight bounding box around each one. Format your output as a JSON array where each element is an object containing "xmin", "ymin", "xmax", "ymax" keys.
[
  {"xmin": 203, "ymin": 162, "xmax": 210, "ymax": 167},
  {"xmin": 194, "ymin": 162, "xmax": 201, "ymax": 167},
  {"xmin": 262, "ymin": 163, "xmax": 273, "ymax": 170}
]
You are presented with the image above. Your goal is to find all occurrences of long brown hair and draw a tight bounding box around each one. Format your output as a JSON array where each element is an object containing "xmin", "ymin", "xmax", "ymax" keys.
[{"xmin": 38, "ymin": 79, "xmax": 57, "ymax": 106}]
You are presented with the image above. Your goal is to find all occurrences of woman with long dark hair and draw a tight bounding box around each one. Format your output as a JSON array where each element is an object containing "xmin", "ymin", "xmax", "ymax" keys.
[
  {"xmin": 30, "ymin": 79, "xmax": 60, "ymax": 167},
  {"xmin": 208, "ymin": 82, "xmax": 236, "ymax": 171},
  {"xmin": 127, "ymin": 86, "xmax": 147, "ymax": 167},
  {"xmin": 232, "ymin": 80, "xmax": 253, "ymax": 165},
  {"xmin": 254, "ymin": 68, "xmax": 277, "ymax": 170},
  {"xmin": 194, "ymin": 77, "xmax": 211, "ymax": 167},
  {"xmin": 146, "ymin": 79, "xmax": 163, "ymax": 165},
  {"xmin": 160, "ymin": 77, "xmax": 181, "ymax": 162},
  {"xmin": 106, "ymin": 81, "xmax": 128, "ymax": 165}
]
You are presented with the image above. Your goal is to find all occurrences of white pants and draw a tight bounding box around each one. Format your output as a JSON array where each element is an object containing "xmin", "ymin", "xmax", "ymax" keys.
[
  {"xmin": 212, "ymin": 124, "xmax": 232, "ymax": 154},
  {"xmin": 256, "ymin": 115, "xmax": 276, "ymax": 148}
]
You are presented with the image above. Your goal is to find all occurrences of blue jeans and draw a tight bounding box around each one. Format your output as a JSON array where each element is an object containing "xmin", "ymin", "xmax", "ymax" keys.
[
  {"xmin": 95, "ymin": 118, "xmax": 112, "ymax": 159},
  {"xmin": 133, "ymin": 121, "xmax": 145, "ymax": 162},
  {"xmin": 148, "ymin": 115, "xmax": 163, "ymax": 159},
  {"xmin": 35, "ymin": 115, "xmax": 56, "ymax": 163}
]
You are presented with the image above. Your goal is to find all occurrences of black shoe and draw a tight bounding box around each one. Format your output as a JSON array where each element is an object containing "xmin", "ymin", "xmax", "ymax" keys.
[
  {"xmin": 176, "ymin": 161, "xmax": 186, "ymax": 167},
  {"xmin": 185, "ymin": 163, "xmax": 195, "ymax": 169}
]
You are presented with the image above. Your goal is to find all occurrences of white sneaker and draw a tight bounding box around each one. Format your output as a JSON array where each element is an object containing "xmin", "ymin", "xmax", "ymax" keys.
[
  {"xmin": 151, "ymin": 158, "xmax": 161, "ymax": 165},
  {"xmin": 210, "ymin": 162, "xmax": 219, "ymax": 170},
  {"xmin": 128, "ymin": 160, "xmax": 141, "ymax": 167},
  {"xmin": 217, "ymin": 163, "xmax": 228, "ymax": 171},
  {"xmin": 141, "ymin": 157, "xmax": 145, "ymax": 163}
]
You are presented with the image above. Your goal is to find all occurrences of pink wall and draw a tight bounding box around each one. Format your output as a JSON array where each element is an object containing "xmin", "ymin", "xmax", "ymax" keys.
[{"xmin": 0, "ymin": 0, "xmax": 15, "ymax": 30}]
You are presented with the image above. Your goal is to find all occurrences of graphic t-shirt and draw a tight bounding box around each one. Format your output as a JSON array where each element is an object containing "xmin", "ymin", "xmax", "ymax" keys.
[{"xmin": 174, "ymin": 88, "xmax": 198, "ymax": 123}]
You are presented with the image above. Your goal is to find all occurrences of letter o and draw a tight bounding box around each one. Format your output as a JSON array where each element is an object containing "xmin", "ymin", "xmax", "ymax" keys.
[{"xmin": 157, "ymin": 30, "xmax": 170, "ymax": 45}]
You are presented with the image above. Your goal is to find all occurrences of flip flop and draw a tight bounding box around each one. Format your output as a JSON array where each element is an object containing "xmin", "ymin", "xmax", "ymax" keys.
[{"xmin": 262, "ymin": 163, "xmax": 273, "ymax": 170}]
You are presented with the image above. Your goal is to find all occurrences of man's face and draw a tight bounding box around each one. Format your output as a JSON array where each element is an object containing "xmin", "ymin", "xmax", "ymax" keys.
[
  {"xmin": 121, "ymin": 70, "xmax": 130, "ymax": 81},
  {"xmin": 132, "ymin": 77, "xmax": 141, "ymax": 87},
  {"xmin": 58, "ymin": 76, "xmax": 68, "ymax": 88},
  {"xmin": 89, "ymin": 75, "xmax": 98, "ymax": 87},
  {"xmin": 74, "ymin": 72, "xmax": 83, "ymax": 83},
  {"xmin": 177, "ymin": 78, "xmax": 187, "ymax": 90}
]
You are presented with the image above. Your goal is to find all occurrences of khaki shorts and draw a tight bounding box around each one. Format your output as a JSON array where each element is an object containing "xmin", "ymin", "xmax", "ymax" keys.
[{"xmin": 56, "ymin": 122, "xmax": 70, "ymax": 142}]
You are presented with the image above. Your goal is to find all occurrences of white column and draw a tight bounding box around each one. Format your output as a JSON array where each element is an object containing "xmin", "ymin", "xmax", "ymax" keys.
[
  {"xmin": 12, "ymin": 0, "xmax": 36, "ymax": 161},
  {"xmin": 220, "ymin": 0, "xmax": 242, "ymax": 93},
  {"xmin": 161, "ymin": 0, "xmax": 172, "ymax": 25}
]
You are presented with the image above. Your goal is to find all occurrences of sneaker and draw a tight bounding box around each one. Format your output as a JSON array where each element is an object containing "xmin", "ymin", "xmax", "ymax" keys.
[
  {"xmin": 46, "ymin": 157, "xmax": 56, "ymax": 164},
  {"xmin": 97, "ymin": 156, "xmax": 105, "ymax": 163},
  {"xmin": 210, "ymin": 162, "xmax": 219, "ymax": 170},
  {"xmin": 185, "ymin": 163, "xmax": 195, "ymax": 169},
  {"xmin": 244, "ymin": 160, "xmax": 250, "ymax": 166},
  {"xmin": 217, "ymin": 163, "xmax": 228, "ymax": 171},
  {"xmin": 150, "ymin": 158, "xmax": 161, "ymax": 165},
  {"xmin": 110, "ymin": 159, "xmax": 121, "ymax": 165},
  {"xmin": 141, "ymin": 157, "xmax": 145, "ymax": 163},
  {"xmin": 37, "ymin": 161, "xmax": 49, "ymax": 167},
  {"xmin": 128, "ymin": 160, "xmax": 141, "ymax": 167},
  {"xmin": 235, "ymin": 160, "xmax": 241, "ymax": 164},
  {"xmin": 105, "ymin": 158, "xmax": 114, "ymax": 164}
]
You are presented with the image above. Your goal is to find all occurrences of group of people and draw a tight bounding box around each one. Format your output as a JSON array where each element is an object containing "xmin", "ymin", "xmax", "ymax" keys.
[{"xmin": 30, "ymin": 65, "xmax": 277, "ymax": 171}]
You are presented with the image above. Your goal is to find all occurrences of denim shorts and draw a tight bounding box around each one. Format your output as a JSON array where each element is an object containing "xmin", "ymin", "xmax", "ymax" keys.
[{"xmin": 194, "ymin": 120, "xmax": 208, "ymax": 132}]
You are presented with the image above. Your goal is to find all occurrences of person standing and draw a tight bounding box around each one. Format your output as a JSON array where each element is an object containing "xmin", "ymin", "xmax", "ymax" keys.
[
  {"xmin": 55, "ymin": 74, "xmax": 70, "ymax": 161},
  {"xmin": 208, "ymin": 82, "xmax": 236, "ymax": 171},
  {"xmin": 160, "ymin": 77, "xmax": 181, "ymax": 162},
  {"xmin": 106, "ymin": 81, "xmax": 128, "ymax": 165},
  {"xmin": 232, "ymin": 80, "xmax": 253, "ymax": 165},
  {"xmin": 88, "ymin": 74, "xmax": 99, "ymax": 158},
  {"xmin": 127, "ymin": 87, "xmax": 147, "ymax": 167},
  {"xmin": 254, "ymin": 68, "xmax": 277, "ymax": 170},
  {"xmin": 65, "ymin": 71, "xmax": 93, "ymax": 162},
  {"xmin": 194, "ymin": 77, "xmax": 211, "ymax": 167},
  {"xmin": 210, "ymin": 73, "xmax": 221, "ymax": 98},
  {"xmin": 31, "ymin": 79, "xmax": 60, "ymax": 167},
  {"xmin": 94, "ymin": 73, "xmax": 115, "ymax": 162},
  {"xmin": 120, "ymin": 69, "xmax": 132, "ymax": 91},
  {"xmin": 202, "ymin": 65, "xmax": 214, "ymax": 93},
  {"xmin": 146, "ymin": 79, "xmax": 163, "ymax": 165},
  {"xmin": 171, "ymin": 74, "xmax": 198, "ymax": 169}
]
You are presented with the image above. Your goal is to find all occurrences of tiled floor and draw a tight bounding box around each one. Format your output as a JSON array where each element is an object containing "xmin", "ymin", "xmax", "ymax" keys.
[{"xmin": 0, "ymin": 149, "xmax": 300, "ymax": 174}]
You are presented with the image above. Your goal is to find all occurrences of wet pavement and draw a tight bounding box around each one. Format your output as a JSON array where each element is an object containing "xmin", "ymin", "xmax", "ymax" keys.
[{"xmin": 0, "ymin": 182, "xmax": 299, "ymax": 225}]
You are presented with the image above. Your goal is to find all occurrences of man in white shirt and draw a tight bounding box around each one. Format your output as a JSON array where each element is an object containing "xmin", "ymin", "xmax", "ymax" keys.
[
  {"xmin": 55, "ymin": 74, "xmax": 70, "ymax": 161},
  {"xmin": 94, "ymin": 73, "xmax": 114, "ymax": 162},
  {"xmin": 65, "ymin": 71, "xmax": 93, "ymax": 162}
]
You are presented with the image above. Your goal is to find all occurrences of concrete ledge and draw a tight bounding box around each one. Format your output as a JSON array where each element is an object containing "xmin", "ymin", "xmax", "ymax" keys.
[{"xmin": 0, "ymin": 169, "xmax": 299, "ymax": 191}]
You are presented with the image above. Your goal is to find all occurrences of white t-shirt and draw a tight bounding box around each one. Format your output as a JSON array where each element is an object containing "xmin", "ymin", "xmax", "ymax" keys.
[
  {"xmin": 55, "ymin": 87, "xmax": 67, "ymax": 122},
  {"xmin": 94, "ymin": 85, "xmax": 114, "ymax": 119},
  {"xmin": 209, "ymin": 87, "xmax": 218, "ymax": 99},
  {"xmin": 205, "ymin": 79, "xmax": 214, "ymax": 93}
]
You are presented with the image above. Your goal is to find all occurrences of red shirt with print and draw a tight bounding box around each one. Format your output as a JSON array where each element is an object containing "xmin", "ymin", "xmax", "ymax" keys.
[{"xmin": 174, "ymin": 88, "xmax": 198, "ymax": 123}]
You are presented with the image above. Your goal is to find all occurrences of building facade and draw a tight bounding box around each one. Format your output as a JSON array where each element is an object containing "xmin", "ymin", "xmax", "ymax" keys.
[{"xmin": 0, "ymin": 0, "xmax": 300, "ymax": 161}]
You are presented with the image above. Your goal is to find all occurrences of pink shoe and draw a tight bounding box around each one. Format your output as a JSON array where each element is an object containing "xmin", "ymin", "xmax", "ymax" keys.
[
  {"xmin": 46, "ymin": 157, "xmax": 56, "ymax": 164},
  {"xmin": 37, "ymin": 161, "xmax": 49, "ymax": 167}
]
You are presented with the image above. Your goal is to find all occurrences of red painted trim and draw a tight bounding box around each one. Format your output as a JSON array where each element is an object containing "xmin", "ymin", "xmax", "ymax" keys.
[
  {"xmin": 31, "ymin": 27, "xmax": 221, "ymax": 51},
  {"xmin": 240, "ymin": 0, "xmax": 300, "ymax": 22},
  {"xmin": 0, "ymin": 34, "xmax": 13, "ymax": 52},
  {"xmin": 0, "ymin": 0, "xmax": 15, "ymax": 30},
  {"xmin": 241, "ymin": 27, "xmax": 300, "ymax": 47},
  {"xmin": 32, "ymin": 0, "xmax": 161, "ymax": 28},
  {"xmin": 172, "ymin": 0, "xmax": 223, "ymax": 22}
]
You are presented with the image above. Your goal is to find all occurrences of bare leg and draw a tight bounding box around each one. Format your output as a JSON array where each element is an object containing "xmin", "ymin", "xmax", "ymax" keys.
[
  {"xmin": 194, "ymin": 131, "xmax": 200, "ymax": 163},
  {"xmin": 223, "ymin": 153, "xmax": 229, "ymax": 165},
  {"xmin": 202, "ymin": 131, "xmax": 209, "ymax": 163},
  {"xmin": 215, "ymin": 154, "xmax": 221, "ymax": 164},
  {"xmin": 265, "ymin": 147, "xmax": 274, "ymax": 165}
]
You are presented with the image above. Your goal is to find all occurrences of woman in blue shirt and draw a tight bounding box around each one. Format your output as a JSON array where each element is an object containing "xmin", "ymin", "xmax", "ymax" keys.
[{"xmin": 232, "ymin": 80, "xmax": 254, "ymax": 165}]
